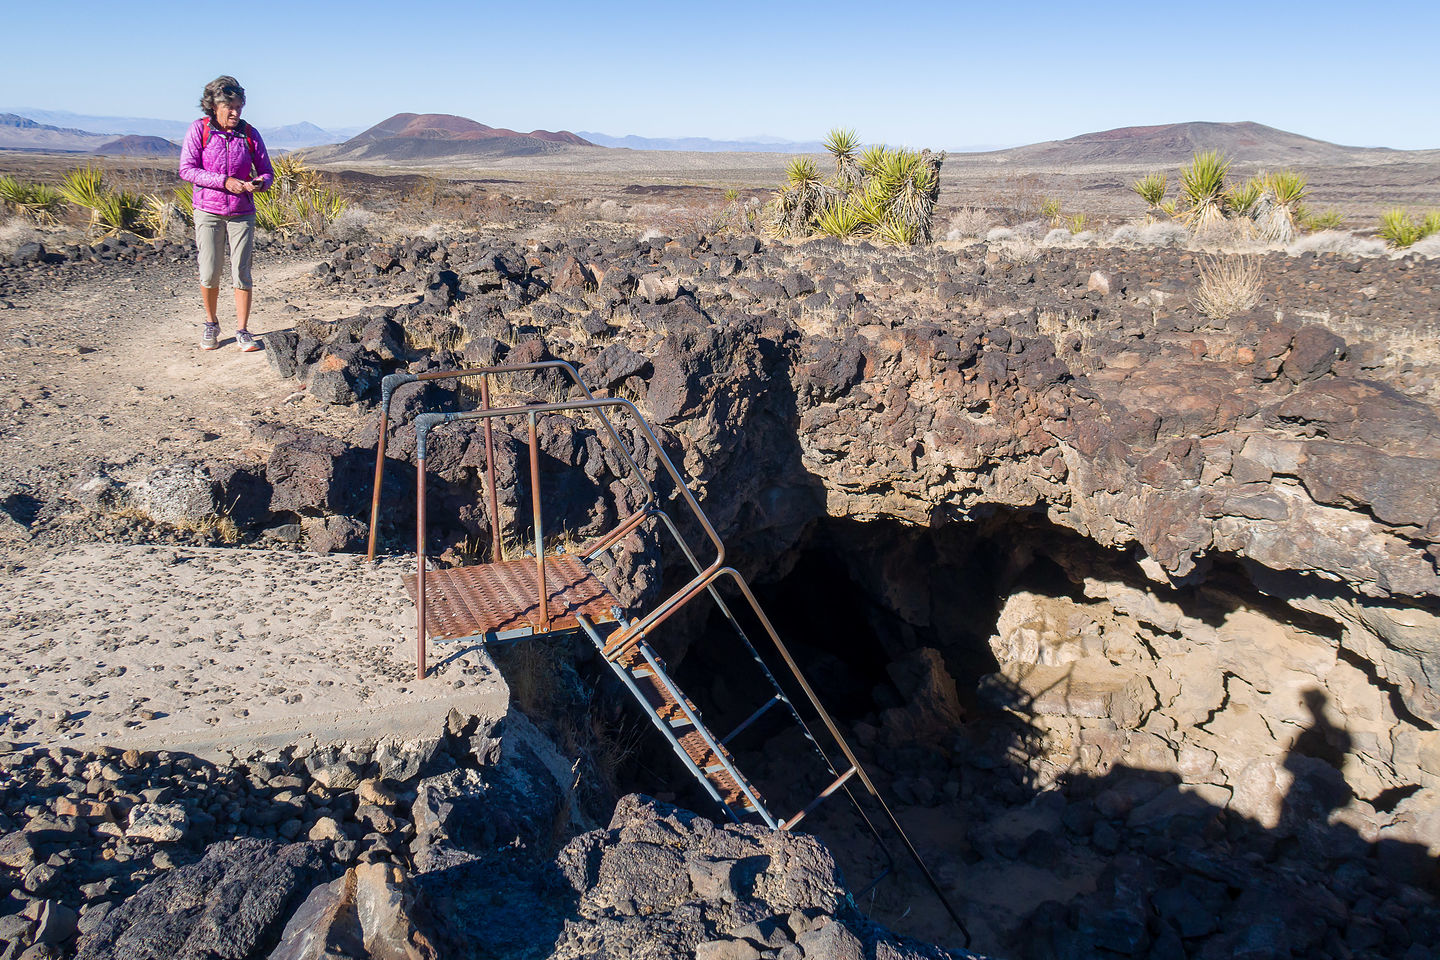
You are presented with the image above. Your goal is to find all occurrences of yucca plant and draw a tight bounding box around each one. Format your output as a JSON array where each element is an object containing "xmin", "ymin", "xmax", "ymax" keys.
[
  {"xmin": 171, "ymin": 184, "xmax": 194, "ymax": 223},
  {"xmin": 768, "ymin": 155, "xmax": 833, "ymax": 238},
  {"xmin": 1040, "ymin": 197, "xmax": 1062, "ymax": 227},
  {"xmin": 254, "ymin": 190, "xmax": 296, "ymax": 234},
  {"xmin": 1132, "ymin": 172, "xmax": 1167, "ymax": 209},
  {"xmin": 1179, "ymin": 150, "xmax": 1231, "ymax": 234},
  {"xmin": 1378, "ymin": 209, "xmax": 1421, "ymax": 248},
  {"xmin": 92, "ymin": 189, "xmax": 142, "ymax": 236},
  {"xmin": 815, "ymin": 198, "xmax": 865, "ymax": 238},
  {"xmin": 0, "ymin": 176, "xmax": 65, "ymax": 223},
  {"xmin": 857, "ymin": 144, "xmax": 888, "ymax": 177},
  {"xmin": 876, "ymin": 215, "xmax": 917, "ymax": 246},
  {"xmin": 1256, "ymin": 170, "xmax": 1308, "ymax": 242},
  {"xmin": 1423, "ymin": 211, "xmax": 1440, "ymax": 239},
  {"xmin": 1298, "ymin": 208, "xmax": 1343, "ymax": 231},
  {"xmin": 723, "ymin": 188, "xmax": 740, "ymax": 203},
  {"xmin": 1377, "ymin": 209, "xmax": 1423, "ymax": 248},
  {"xmin": 1226, "ymin": 178, "xmax": 1263, "ymax": 218},
  {"xmin": 876, "ymin": 148, "xmax": 939, "ymax": 241},
  {"xmin": 823, "ymin": 127, "xmax": 862, "ymax": 190},
  {"xmin": 137, "ymin": 194, "xmax": 175, "ymax": 239},
  {"xmin": 58, "ymin": 165, "xmax": 107, "ymax": 234},
  {"xmin": 766, "ymin": 132, "xmax": 943, "ymax": 244},
  {"xmin": 1068, "ymin": 213, "xmax": 1089, "ymax": 234}
]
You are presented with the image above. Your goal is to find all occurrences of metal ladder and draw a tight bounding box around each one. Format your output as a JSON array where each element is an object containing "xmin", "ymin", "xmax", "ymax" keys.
[{"xmin": 367, "ymin": 360, "xmax": 969, "ymax": 945}]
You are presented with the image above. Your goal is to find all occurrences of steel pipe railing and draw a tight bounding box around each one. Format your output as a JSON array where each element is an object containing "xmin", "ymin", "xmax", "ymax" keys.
[
  {"xmin": 410, "ymin": 397, "xmax": 726, "ymax": 679},
  {"xmin": 368, "ymin": 360, "xmax": 656, "ymax": 562}
]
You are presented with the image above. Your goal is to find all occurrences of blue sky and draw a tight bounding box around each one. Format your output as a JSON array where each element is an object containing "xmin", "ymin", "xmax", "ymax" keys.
[{"xmin": 4, "ymin": 0, "xmax": 1437, "ymax": 149}]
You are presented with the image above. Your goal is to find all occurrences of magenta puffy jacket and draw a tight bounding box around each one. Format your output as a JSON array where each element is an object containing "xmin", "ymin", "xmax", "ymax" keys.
[{"xmin": 178, "ymin": 117, "xmax": 274, "ymax": 217}]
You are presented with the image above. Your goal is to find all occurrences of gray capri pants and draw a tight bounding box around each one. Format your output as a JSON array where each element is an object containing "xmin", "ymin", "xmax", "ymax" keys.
[{"xmin": 194, "ymin": 209, "xmax": 256, "ymax": 290}]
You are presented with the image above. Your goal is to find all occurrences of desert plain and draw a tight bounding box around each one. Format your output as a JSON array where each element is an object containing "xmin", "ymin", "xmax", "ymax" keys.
[{"xmin": 1, "ymin": 120, "xmax": 1439, "ymax": 959}]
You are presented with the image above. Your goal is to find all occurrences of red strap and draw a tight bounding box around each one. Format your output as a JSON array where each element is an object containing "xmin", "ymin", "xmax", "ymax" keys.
[{"xmin": 199, "ymin": 119, "xmax": 260, "ymax": 175}]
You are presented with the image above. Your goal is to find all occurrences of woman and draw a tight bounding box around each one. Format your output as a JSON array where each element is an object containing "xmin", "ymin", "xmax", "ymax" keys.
[{"xmin": 178, "ymin": 75, "xmax": 273, "ymax": 352}]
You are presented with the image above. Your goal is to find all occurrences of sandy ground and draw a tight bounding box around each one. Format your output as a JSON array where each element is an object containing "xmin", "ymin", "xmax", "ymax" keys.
[
  {"xmin": 0, "ymin": 246, "xmax": 515, "ymax": 757},
  {"xmin": 0, "ymin": 543, "xmax": 507, "ymax": 756}
]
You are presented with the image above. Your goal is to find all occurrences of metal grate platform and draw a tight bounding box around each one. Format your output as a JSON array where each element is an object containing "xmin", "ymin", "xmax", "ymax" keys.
[{"xmin": 402, "ymin": 556, "xmax": 622, "ymax": 642}]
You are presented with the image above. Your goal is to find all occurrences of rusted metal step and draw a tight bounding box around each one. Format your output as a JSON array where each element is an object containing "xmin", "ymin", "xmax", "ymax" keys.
[
  {"xmin": 402, "ymin": 556, "xmax": 621, "ymax": 642},
  {"xmin": 610, "ymin": 643, "xmax": 767, "ymax": 817}
]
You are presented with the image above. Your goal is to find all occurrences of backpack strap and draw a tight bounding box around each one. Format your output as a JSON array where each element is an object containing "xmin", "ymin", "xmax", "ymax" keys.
[{"xmin": 199, "ymin": 118, "xmax": 260, "ymax": 175}]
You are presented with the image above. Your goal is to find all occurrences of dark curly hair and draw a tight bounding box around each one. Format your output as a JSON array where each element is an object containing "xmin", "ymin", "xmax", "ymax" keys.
[{"xmin": 199, "ymin": 76, "xmax": 246, "ymax": 118}]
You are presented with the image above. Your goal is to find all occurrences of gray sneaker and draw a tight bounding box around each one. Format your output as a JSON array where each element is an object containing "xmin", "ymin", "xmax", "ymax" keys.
[
  {"xmin": 236, "ymin": 329, "xmax": 262, "ymax": 353},
  {"xmin": 201, "ymin": 322, "xmax": 220, "ymax": 350}
]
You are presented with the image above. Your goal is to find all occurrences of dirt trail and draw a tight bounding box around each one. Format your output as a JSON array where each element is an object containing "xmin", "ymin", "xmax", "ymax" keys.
[{"xmin": 0, "ymin": 255, "xmax": 384, "ymax": 505}]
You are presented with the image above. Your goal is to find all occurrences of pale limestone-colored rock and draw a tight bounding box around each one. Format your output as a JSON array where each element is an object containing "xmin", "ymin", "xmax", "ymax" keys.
[
  {"xmin": 1393, "ymin": 728, "xmax": 1440, "ymax": 782},
  {"xmin": 1082, "ymin": 578, "xmax": 1216, "ymax": 645},
  {"xmin": 1178, "ymin": 744, "xmax": 1219, "ymax": 780},
  {"xmin": 1086, "ymin": 271, "xmax": 1110, "ymax": 295},
  {"xmin": 126, "ymin": 803, "xmax": 190, "ymax": 842},
  {"xmin": 354, "ymin": 861, "xmax": 439, "ymax": 960},
  {"xmin": 989, "ymin": 592, "xmax": 1103, "ymax": 666},
  {"xmin": 1123, "ymin": 730, "xmax": 1177, "ymax": 771},
  {"xmin": 307, "ymin": 816, "xmax": 345, "ymax": 843},
  {"xmin": 357, "ymin": 779, "xmax": 397, "ymax": 808},
  {"xmin": 268, "ymin": 872, "xmax": 364, "ymax": 960},
  {"xmin": 1228, "ymin": 758, "xmax": 1293, "ymax": 829},
  {"xmin": 987, "ymin": 659, "xmax": 1156, "ymax": 730},
  {"xmin": 1379, "ymin": 788, "xmax": 1440, "ymax": 855},
  {"xmin": 1166, "ymin": 652, "xmax": 1227, "ymax": 727}
]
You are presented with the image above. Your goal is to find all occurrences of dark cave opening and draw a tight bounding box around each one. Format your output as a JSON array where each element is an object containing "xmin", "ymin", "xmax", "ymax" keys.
[{"xmin": 573, "ymin": 509, "xmax": 1440, "ymax": 957}]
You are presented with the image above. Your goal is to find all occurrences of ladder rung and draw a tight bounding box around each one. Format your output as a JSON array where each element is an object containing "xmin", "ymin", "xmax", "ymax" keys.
[{"xmin": 781, "ymin": 765, "xmax": 858, "ymax": 831}]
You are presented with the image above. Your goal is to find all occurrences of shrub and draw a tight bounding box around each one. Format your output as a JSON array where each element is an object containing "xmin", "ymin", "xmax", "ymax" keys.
[
  {"xmin": 1131, "ymin": 221, "xmax": 1188, "ymax": 247},
  {"xmin": 1378, "ymin": 208, "xmax": 1424, "ymax": 248},
  {"xmin": 815, "ymin": 198, "xmax": 865, "ymax": 238},
  {"xmin": 1255, "ymin": 170, "xmax": 1308, "ymax": 242},
  {"xmin": 1298, "ymin": 208, "xmax": 1343, "ymax": 231},
  {"xmin": 1192, "ymin": 254, "xmax": 1261, "ymax": 320},
  {"xmin": 1286, "ymin": 230, "xmax": 1386, "ymax": 257},
  {"xmin": 1132, "ymin": 172, "xmax": 1167, "ymax": 209},
  {"xmin": 1068, "ymin": 212, "xmax": 1089, "ymax": 234},
  {"xmin": 255, "ymin": 154, "xmax": 348, "ymax": 236},
  {"xmin": 1179, "ymin": 150, "xmax": 1231, "ymax": 233},
  {"xmin": 1040, "ymin": 197, "xmax": 1062, "ymax": 226},
  {"xmin": 767, "ymin": 130, "xmax": 943, "ymax": 245},
  {"xmin": 0, "ymin": 176, "xmax": 65, "ymax": 224},
  {"xmin": 946, "ymin": 206, "xmax": 991, "ymax": 240},
  {"xmin": 1226, "ymin": 178, "xmax": 1263, "ymax": 218}
]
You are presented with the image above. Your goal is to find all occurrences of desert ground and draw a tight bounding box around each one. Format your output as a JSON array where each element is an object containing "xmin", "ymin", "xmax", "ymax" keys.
[{"xmin": 1, "ymin": 142, "xmax": 1439, "ymax": 959}]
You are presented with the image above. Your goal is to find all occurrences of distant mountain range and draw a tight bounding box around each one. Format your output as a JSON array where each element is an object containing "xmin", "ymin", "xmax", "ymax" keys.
[
  {"xmin": 304, "ymin": 113, "xmax": 594, "ymax": 163},
  {"xmin": 0, "ymin": 108, "xmax": 362, "ymax": 151},
  {"xmin": 3, "ymin": 111, "xmax": 1433, "ymax": 166}
]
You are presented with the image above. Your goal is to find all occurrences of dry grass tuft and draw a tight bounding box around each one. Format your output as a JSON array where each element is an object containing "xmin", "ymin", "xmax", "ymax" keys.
[
  {"xmin": 1285, "ymin": 230, "xmax": 1386, "ymax": 258},
  {"xmin": 945, "ymin": 206, "xmax": 991, "ymax": 240},
  {"xmin": 1192, "ymin": 255, "xmax": 1262, "ymax": 321}
]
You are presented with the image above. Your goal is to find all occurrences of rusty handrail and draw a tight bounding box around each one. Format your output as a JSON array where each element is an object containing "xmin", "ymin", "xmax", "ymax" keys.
[
  {"xmin": 411, "ymin": 397, "xmax": 726, "ymax": 676},
  {"xmin": 367, "ymin": 360, "xmax": 655, "ymax": 561}
]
